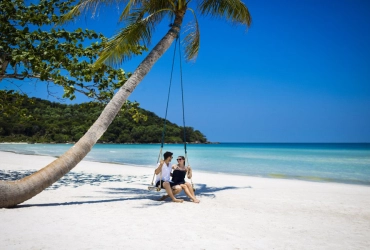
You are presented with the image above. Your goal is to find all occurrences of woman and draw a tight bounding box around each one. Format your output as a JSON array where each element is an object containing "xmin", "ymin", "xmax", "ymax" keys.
[{"xmin": 171, "ymin": 156, "xmax": 200, "ymax": 203}]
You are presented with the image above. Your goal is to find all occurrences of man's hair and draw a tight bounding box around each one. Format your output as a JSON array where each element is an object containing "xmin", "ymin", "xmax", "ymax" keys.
[{"xmin": 163, "ymin": 151, "xmax": 173, "ymax": 160}]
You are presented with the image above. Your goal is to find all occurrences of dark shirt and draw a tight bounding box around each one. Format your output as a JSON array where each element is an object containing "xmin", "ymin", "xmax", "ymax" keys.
[{"xmin": 171, "ymin": 169, "xmax": 186, "ymax": 185}]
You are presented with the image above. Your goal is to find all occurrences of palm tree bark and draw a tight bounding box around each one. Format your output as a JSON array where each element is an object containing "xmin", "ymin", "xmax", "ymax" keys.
[{"xmin": 0, "ymin": 13, "xmax": 185, "ymax": 208}]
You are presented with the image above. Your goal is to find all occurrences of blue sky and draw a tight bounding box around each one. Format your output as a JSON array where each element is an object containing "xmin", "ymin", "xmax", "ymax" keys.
[{"xmin": 3, "ymin": 0, "xmax": 370, "ymax": 142}]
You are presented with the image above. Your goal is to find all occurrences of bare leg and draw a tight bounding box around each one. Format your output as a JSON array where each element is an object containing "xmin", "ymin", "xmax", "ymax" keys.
[
  {"xmin": 185, "ymin": 182, "xmax": 196, "ymax": 198},
  {"xmin": 173, "ymin": 185, "xmax": 182, "ymax": 195},
  {"xmin": 181, "ymin": 184, "xmax": 200, "ymax": 203},
  {"xmin": 158, "ymin": 185, "xmax": 182, "ymax": 201},
  {"xmin": 163, "ymin": 182, "xmax": 183, "ymax": 202}
]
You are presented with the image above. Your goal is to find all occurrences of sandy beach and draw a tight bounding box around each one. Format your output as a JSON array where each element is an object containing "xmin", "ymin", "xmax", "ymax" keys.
[{"xmin": 1, "ymin": 150, "xmax": 370, "ymax": 249}]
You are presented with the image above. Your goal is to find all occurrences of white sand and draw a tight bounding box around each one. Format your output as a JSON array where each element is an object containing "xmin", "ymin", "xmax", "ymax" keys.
[{"xmin": 1, "ymin": 151, "xmax": 370, "ymax": 250}]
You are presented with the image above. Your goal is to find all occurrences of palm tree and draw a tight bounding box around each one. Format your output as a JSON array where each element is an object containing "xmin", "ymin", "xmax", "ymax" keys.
[{"xmin": 0, "ymin": 0, "xmax": 251, "ymax": 208}]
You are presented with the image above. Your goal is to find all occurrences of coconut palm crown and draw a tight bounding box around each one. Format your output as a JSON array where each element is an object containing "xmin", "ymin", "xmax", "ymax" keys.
[
  {"xmin": 62, "ymin": 0, "xmax": 251, "ymax": 65},
  {"xmin": 0, "ymin": 0, "xmax": 251, "ymax": 208}
]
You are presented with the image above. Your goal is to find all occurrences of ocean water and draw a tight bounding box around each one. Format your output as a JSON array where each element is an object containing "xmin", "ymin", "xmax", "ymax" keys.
[{"xmin": 1, "ymin": 143, "xmax": 369, "ymax": 186}]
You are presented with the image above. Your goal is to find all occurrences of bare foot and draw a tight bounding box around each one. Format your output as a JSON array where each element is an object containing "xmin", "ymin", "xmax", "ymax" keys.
[
  {"xmin": 158, "ymin": 195, "xmax": 169, "ymax": 201},
  {"xmin": 172, "ymin": 198, "xmax": 184, "ymax": 203},
  {"xmin": 193, "ymin": 199, "xmax": 200, "ymax": 203}
]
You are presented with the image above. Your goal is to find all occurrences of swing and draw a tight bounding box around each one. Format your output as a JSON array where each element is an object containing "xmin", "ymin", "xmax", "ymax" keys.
[{"xmin": 148, "ymin": 34, "xmax": 195, "ymax": 192}]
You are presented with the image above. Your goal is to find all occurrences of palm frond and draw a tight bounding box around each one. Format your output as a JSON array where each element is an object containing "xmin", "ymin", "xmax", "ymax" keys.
[
  {"xmin": 119, "ymin": 0, "xmax": 174, "ymax": 23},
  {"xmin": 96, "ymin": 8, "xmax": 173, "ymax": 66},
  {"xmin": 147, "ymin": 0, "xmax": 175, "ymax": 12},
  {"xmin": 168, "ymin": 0, "xmax": 177, "ymax": 9},
  {"xmin": 95, "ymin": 43, "xmax": 143, "ymax": 67},
  {"xmin": 119, "ymin": 0, "xmax": 147, "ymax": 22},
  {"xmin": 59, "ymin": 0, "xmax": 120, "ymax": 24},
  {"xmin": 198, "ymin": 0, "xmax": 252, "ymax": 28},
  {"xmin": 183, "ymin": 8, "xmax": 200, "ymax": 61}
]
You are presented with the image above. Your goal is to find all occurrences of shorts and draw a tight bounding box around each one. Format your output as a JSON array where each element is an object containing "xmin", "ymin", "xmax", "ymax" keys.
[
  {"xmin": 155, "ymin": 181, "xmax": 176, "ymax": 188},
  {"xmin": 172, "ymin": 181, "xmax": 185, "ymax": 185}
]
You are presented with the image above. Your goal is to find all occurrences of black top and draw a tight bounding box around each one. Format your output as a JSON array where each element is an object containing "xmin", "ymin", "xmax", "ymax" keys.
[{"xmin": 171, "ymin": 169, "xmax": 186, "ymax": 185}]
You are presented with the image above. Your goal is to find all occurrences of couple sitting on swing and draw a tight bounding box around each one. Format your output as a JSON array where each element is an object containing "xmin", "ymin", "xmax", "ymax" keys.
[{"xmin": 154, "ymin": 151, "xmax": 200, "ymax": 203}]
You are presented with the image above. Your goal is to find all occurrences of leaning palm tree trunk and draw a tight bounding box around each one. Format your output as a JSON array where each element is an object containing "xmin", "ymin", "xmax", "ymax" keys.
[{"xmin": 0, "ymin": 18, "xmax": 183, "ymax": 208}]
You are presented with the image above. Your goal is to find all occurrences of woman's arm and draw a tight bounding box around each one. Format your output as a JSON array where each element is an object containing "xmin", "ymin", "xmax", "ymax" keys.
[
  {"xmin": 187, "ymin": 166, "xmax": 192, "ymax": 179},
  {"xmin": 170, "ymin": 165, "xmax": 176, "ymax": 177}
]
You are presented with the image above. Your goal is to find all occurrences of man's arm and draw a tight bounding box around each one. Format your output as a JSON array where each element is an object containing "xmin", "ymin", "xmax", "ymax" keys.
[{"xmin": 155, "ymin": 160, "xmax": 164, "ymax": 175}]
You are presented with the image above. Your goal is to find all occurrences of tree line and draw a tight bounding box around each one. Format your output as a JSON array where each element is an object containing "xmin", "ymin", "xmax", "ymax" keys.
[{"xmin": 0, "ymin": 91, "xmax": 207, "ymax": 144}]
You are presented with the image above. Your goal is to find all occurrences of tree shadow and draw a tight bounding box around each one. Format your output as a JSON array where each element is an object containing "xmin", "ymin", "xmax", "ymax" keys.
[
  {"xmin": 16, "ymin": 196, "xmax": 154, "ymax": 208},
  {"xmin": 0, "ymin": 169, "xmax": 137, "ymax": 189},
  {"xmin": 192, "ymin": 183, "xmax": 252, "ymax": 199},
  {"xmin": 3, "ymin": 170, "xmax": 252, "ymax": 208},
  {"xmin": 15, "ymin": 184, "xmax": 252, "ymax": 208}
]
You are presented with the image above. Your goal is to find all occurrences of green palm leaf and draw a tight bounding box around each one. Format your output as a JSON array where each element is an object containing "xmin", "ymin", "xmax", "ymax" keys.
[
  {"xmin": 198, "ymin": 0, "xmax": 251, "ymax": 28},
  {"xmin": 61, "ymin": 0, "xmax": 251, "ymax": 65},
  {"xmin": 60, "ymin": 0, "xmax": 118, "ymax": 24},
  {"xmin": 96, "ymin": 8, "xmax": 173, "ymax": 66},
  {"xmin": 183, "ymin": 8, "xmax": 200, "ymax": 61}
]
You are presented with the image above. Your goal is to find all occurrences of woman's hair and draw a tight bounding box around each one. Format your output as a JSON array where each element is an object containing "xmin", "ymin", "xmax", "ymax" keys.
[{"xmin": 178, "ymin": 155, "xmax": 185, "ymax": 165}]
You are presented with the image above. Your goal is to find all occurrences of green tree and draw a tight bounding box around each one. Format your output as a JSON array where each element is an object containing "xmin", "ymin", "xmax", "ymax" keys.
[
  {"xmin": 0, "ymin": 0, "xmax": 145, "ymax": 101},
  {"xmin": 0, "ymin": 91, "xmax": 206, "ymax": 143},
  {"xmin": 0, "ymin": 0, "xmax": 251, "ymax": 208},
  {"xmin": 0, "ymin": 0, "xmax": 147, "ymax": 121}
]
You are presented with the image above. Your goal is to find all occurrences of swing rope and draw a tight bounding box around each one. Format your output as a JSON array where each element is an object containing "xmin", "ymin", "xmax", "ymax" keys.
[
  {"xmin": 149, "ymin": 33, "xmax": 194, "ymax": 191},
  {"xmin": 156, "ymin": 33, "xmax": 179, "ymax": 164},
  {"xmin": 178, "ymin": 35, "xmax": 187, "ymax": 156},
  {"xmin": 177, "ymin": 36, "xmax": 194, "ymax": 190},
  {"xmin": 150, "ymin": 34, "xmax": 180, "ymax": 191}
]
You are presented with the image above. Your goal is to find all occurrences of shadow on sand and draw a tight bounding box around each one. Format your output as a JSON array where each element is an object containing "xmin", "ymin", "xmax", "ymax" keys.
[
  {"xmin": 0, "ymin": 169, "xmax": 131, "ymax": 189},
  {"xmin": 16, "ymin": 184, "xmax": 252, "ymax": 208},
  {"xmin": 2, "ymin": 170, "xmax": 252, "ymax": 208}
]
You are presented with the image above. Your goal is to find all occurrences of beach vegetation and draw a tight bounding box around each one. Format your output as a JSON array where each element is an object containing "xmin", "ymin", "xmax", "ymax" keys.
[{"xmin": 0, "ymin": 90, "xmax": 207, "ymax": 144}]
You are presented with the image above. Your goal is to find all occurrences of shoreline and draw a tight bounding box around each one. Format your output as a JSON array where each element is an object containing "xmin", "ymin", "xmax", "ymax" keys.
[
  {"xmin": 1, "ymin": 151, "xmax": 370, "ymax": 249},
  {"xmin": 1, "ymin": 142, "xmax": 370, "ymax": 146},
  {"xmin": 0, "ymin": 148, "xmax": 369, "ymax": 187}
]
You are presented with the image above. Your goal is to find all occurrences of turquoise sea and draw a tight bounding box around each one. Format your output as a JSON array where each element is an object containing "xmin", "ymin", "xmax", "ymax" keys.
[{"xmin": 1, "ymin": 143, "xmax": 369, "ymax": 186}]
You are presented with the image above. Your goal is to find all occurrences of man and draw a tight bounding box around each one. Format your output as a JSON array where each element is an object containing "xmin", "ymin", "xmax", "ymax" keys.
[{"xmin": 154, "ymin": 151, "xmax": 183, "ymax": 203}]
